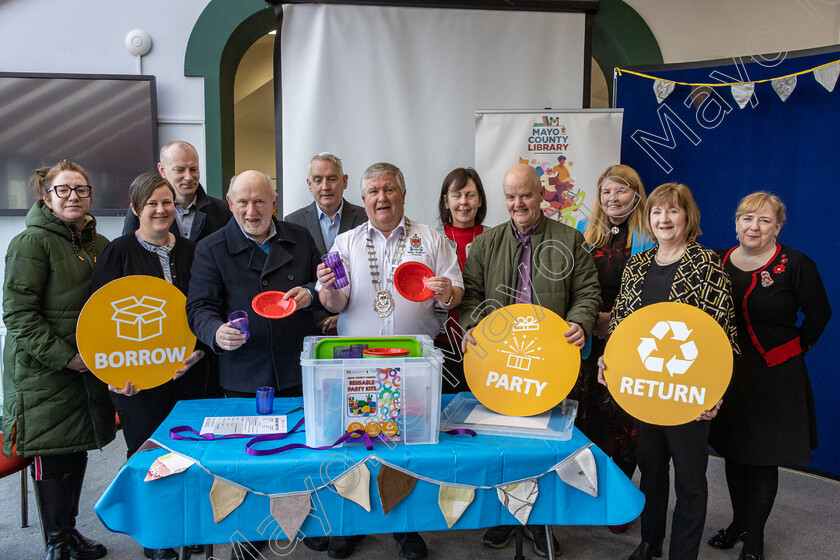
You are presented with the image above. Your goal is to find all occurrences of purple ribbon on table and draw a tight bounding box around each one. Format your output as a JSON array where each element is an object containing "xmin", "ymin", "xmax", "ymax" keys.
[
  {"xmin": 246, "ymin": 428, "xmax": 476, "ymax": 455},
  {"xmin": 169, "ymin": 418, "xmax": 476, "ymax": 456},
  {"xmin": 169, "ymin": 417, "xmax": 306, "ymax": 442}
]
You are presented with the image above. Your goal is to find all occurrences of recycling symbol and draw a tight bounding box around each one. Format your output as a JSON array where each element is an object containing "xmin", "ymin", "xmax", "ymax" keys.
[{"xmin": 637, "ymin": 320, "xmax": 697, "ymax": 377}]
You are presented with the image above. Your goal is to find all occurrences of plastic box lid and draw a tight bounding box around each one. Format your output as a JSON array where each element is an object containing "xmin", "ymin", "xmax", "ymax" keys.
[{"xmin": 440, "ymin": 393, "xmax": 578, "ymax": 441}]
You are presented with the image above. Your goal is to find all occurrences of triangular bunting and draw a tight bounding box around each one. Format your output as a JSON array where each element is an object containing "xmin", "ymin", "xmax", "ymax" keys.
[
  {"xmin": 731, "ymin": 82, "xmax": 755, "ymax": 109},
  {"xmin": 377, "ymin": 465, "xmax": 417, "ymax": 514},
  {"xmin": 270, "ymin": 494, "xmax": 311, "ymax": 541},
  {"xmin": 144, "ymin": 452, "xmax": 195, "ymax": 481},
  {"xmin": 814, "ymin": 62, "xmax": 840, "ymax": 92},
  {"xmin": 771, "ymin": 75, "xmax": 796, "ymax": 102},
  {"xmin": 333, "ymin": 463, "xmax": 371, "ymax": 512},
  {"xmin": 653, "ymin": 79, "xmax": 675, "ymax": 104},
  {"xmin": 556, "ymin": 448, "xmax": 598, "ymax": 497},
  {"xmin": 209, "ymin": 479, "xmax": 247, "ymax": 523},
  {"xmin": 438, "ymin": 486, "xmax": 474, "ymax": 528},
  {"xmin": 496, "ymin": 479, "xmax": 539, "ymax": 525},
  {"xmin": 136, "ymin": 439, "xmax": 162, "ymax": 454}
]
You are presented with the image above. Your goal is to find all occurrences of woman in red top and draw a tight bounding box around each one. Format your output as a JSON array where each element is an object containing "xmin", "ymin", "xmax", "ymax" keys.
[
  {"xmin": 436, "ymin": 167, "xmax": 488, "ymax": 393},
  {"xmin": 709, "ymin": 192, "xmax": 831, "ymax": 560}
]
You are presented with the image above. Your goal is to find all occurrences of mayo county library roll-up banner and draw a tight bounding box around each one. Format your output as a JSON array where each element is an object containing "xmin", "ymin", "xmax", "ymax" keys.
[{"xmin": 475, "ymin": 109, "xmax": 623, "ymax": 228}]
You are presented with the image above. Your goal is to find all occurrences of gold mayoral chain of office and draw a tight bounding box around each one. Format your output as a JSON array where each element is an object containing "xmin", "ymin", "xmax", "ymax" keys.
[{"xmin": 366, "ymin": 217, "xmax": 411, "ymax": 317}]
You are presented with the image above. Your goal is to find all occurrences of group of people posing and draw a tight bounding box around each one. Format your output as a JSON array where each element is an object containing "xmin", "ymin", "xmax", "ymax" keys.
[{"xmin": 1, "ymin": 141, "xmax": 830, "ymax": 560}]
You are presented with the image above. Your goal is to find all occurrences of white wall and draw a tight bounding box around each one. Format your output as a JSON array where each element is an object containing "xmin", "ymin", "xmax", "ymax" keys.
[
  {"xmin": 625, "ymin": 0, "xmax": 840, "ymax": 64},
  {"xmin": 0, "ymin": 0, "xmax": 211, "ymax": 323}
]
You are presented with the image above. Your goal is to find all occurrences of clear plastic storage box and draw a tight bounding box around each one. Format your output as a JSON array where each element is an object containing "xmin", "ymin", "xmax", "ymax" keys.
[
  {"xmin": 300, "ymin": 335, "xmax": 443, "ymax": 447},
  {"xmin": 440, "ymin": 393, "xmax": 579, "ymax": 441}
]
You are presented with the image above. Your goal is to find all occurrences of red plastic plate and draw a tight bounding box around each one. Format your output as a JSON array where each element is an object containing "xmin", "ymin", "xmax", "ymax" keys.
[
  {"xmin": 252, "ymin": 291, "xmax": 297, "ymax": 319},
  {"xmin": 363, "ymin": 348, "xmax": 411, "ymax": 357},
  {"xmin": 393, "ymin": 261, "xmax": 435, "ymax": 302}
]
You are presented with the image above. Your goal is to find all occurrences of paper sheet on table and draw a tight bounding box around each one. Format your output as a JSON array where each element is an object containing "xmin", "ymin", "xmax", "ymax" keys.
[
  {"xmin": 464, "ymin": 404, "xmax": 551, "ymax": 430},
  {"xmin": 200, "ymin": 415, "xmax": 287, "ymax": 435}
]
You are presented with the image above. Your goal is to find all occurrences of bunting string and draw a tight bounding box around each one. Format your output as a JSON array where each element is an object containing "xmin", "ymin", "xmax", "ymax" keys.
[
  {"xmin": 146, "ymin": 438, "xmax": 594, "ymax": 498},
  {"xmin": 616, "ymin": 58, "xmax": 840, "ymax": 87}
]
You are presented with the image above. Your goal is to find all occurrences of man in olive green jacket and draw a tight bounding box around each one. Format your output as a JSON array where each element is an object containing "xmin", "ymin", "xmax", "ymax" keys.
[{"xmin": 459, "ymin": 164, "xmax": 601, "ymax": 558}]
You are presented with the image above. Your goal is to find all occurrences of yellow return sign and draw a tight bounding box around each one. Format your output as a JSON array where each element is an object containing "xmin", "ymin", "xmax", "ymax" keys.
[{"xmin": 604, "ymin": 302, "xmax": 733, "ymax": 426}]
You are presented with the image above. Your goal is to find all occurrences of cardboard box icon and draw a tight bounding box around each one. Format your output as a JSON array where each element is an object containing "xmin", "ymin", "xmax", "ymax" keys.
[{"xmin": 110, "ymin": 296, "xmax": 167, "ymax": 342}]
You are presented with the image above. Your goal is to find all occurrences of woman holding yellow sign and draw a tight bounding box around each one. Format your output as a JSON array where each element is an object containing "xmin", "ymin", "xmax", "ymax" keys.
[
  {"xmin": 598, "ymin": 183, "xmax": 738, "ymax": 560},
  {"xmin": 93, "ymin": 173, "xmax": 206, "ymax": 452},
  {"xmin": 708, "ymin": 193, "xmax": 831, "ymax": 560},
  {"xmin": 91, "ymin": 173, "xmax": 205, "ymax": 560},
  {"xmin": 2, "ymin": 160, "xmax": 113, "ymax": 560}
]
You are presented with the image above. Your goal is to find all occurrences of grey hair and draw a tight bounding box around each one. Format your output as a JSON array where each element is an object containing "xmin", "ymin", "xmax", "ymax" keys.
[
  {"xmin": 160, "ymin": 140, "xmax": 198, "ymax": 163},
  {"xmin": 227, "ymin": 172, "xmax": 277, "ymax": 199},
  {"xmin": 309, "ymin": 152, "xmax": 344, "ymax": 176},
  {"xmin": 360, "ymin": 162, "xmax": 405, "ymax": 194}
]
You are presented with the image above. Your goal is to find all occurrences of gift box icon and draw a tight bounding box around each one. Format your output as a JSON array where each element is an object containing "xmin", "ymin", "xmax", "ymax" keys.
[
  {"xmin": 110, "ymin": 296, "xmax": 167, "ymax": 342},
  {"xmin": 513, "ymin": 316, "xmax": 539, "ymax": 332}
]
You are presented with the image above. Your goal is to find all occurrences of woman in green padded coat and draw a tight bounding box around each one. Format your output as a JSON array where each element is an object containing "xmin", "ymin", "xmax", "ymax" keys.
[{"xmin": 2, "ymin": 160, "xmax": 115, "ymax": 560}]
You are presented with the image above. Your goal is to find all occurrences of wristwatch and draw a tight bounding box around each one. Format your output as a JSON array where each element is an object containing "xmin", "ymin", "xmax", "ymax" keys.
[
  {"xmin": 444, "ymin": 291, "xmax": 455, "ymax": 307},
  {"xmin": 302, "ymin": 286, "xmax": 317, "ymax": 308}
]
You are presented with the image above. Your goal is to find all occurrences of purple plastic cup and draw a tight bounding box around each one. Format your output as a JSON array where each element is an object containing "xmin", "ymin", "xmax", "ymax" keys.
[
  {"xmin": 228, "ymin": 310, "xmax": 250, "ymax": 339},
  {"xmin": 256, "ymin": 386, "xmax": 274, "ymax": 414},
  {"xmin": 321, "ymin": 251, "xmax": 349, "ymax": 289}
]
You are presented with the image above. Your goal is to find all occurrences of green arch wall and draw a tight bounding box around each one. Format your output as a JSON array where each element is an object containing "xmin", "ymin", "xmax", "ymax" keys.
[
  {"xmin": 592, "ymin": 0, "xmax": 663, "ymax": 103},
  {"xmin": 184, "ymin": 0, "xmax": 275, "ymax": 197}
]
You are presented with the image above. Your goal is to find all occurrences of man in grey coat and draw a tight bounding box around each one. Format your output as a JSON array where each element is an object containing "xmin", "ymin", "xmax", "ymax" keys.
[{"xmin": 285, "ymin": 152, "xmax": 366, "ymax": 334}]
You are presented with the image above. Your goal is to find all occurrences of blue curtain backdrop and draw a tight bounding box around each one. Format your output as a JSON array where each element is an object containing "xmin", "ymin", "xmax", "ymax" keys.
[{"xmin": 615, "ymin": 46, "xmax": 839, "ymax": 476}]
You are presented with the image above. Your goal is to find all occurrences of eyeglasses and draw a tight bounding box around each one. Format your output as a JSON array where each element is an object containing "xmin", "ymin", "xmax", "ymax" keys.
[{"xmin": 49, "ymin": 185, "xmax": 92, "ymax": 198}]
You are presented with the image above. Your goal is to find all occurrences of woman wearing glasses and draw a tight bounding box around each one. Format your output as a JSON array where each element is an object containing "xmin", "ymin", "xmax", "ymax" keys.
[{"xmin": 2, "ymin": 160, "xmax": 114, "ymax": 560}]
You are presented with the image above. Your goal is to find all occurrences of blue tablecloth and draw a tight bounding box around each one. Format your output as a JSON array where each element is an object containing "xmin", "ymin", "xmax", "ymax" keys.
[{"xmin": 95, "ymin": 395, "xmax": 644, "ymax": 548}]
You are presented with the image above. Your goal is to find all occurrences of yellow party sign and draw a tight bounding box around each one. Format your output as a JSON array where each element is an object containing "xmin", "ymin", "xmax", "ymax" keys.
[
  {"xmin": 464, "ymin": 304, "xmax": 580, "ymax": 416},
  {"xmin": 77, "ymin": 276, "xmax": 196, "ymax": 390},
  {"xmin": 603, "ymin": 302, "xmax": 733, "ymax": 426}
]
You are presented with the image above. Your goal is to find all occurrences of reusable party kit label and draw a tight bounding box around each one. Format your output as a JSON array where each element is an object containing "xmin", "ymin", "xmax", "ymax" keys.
[{"xmin": 344, "ymin": 368, "xmax": 402, "ymax": 440}]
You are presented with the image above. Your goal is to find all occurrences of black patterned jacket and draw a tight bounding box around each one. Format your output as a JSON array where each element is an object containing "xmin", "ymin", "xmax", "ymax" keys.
[{"xmin": 609, "ymin": 241, "xmax": 739, "ymax": 353}]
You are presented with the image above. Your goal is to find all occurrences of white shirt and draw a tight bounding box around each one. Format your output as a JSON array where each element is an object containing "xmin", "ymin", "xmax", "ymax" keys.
[{"xmin": 317, "ymin": 217, "xmax": 463, "ymax": 338}]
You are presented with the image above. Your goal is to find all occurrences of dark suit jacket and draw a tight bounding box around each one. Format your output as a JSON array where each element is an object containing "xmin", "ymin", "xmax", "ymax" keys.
[
  {"xmin": 122, "ymin": 184, "xmax": 232, "ymax": 243},
  {"xmin": 186, "ymin": 217, "xmax": 322, "ymax": 392},
  {"xmin": 284, "ymin": 199, "xmax": 367, "ymax": 330},
  {"xmin": 284, "ymin": 199, "xmax": 367, "ymax": 255}
]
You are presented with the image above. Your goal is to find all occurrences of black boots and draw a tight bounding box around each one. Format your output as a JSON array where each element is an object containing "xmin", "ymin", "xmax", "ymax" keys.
[
  {"xmin": 628, "ymin": 541, "xmax": 663, "ymax": 560},
  {"xmin": 33, "ymin": 472, "xmax": 72, "ymax": 560},
  {"xmin": 33, "ymin": 459, "xmax": 107, "ymax": 560},
  {"xmin": 67, "ymin": 456, "xmax": 107, "ymax": 560}
]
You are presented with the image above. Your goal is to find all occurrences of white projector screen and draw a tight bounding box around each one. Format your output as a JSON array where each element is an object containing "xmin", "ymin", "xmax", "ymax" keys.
[{"xmin": 280, "ymin": 4, "xmax": 586, "ymax": 228}]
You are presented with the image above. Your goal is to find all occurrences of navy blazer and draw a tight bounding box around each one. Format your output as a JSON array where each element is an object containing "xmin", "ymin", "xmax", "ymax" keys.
[
  {"xmin": 122, "ymin": 184, "xmax": 232, "ymax": 243},
  {"xmin": 186, "ymin": 217, "xmax": 322, "ymax": 392},
  {"xmin": 284, "ymin": 199, "xmax": 367, "ymax": 255}
]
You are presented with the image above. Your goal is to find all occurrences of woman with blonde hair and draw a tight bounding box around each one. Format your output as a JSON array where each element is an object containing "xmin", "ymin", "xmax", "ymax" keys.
[
  {"xmin": 708, "ymin": 192, "xmax": 830, "ymax": 560},
  {"xmin": 571, "ymin": 165, "xmax": 653, "ymax": 531}
]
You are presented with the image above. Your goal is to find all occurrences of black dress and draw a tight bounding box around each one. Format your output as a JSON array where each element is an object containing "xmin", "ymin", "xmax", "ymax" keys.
[
  {"xmin": 710, "ymin": 244, "xmax": 831, "ymax": 466},
  {"xmin": 570, "ymin": 221, "xmax": 636, "ymax": 471}
]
